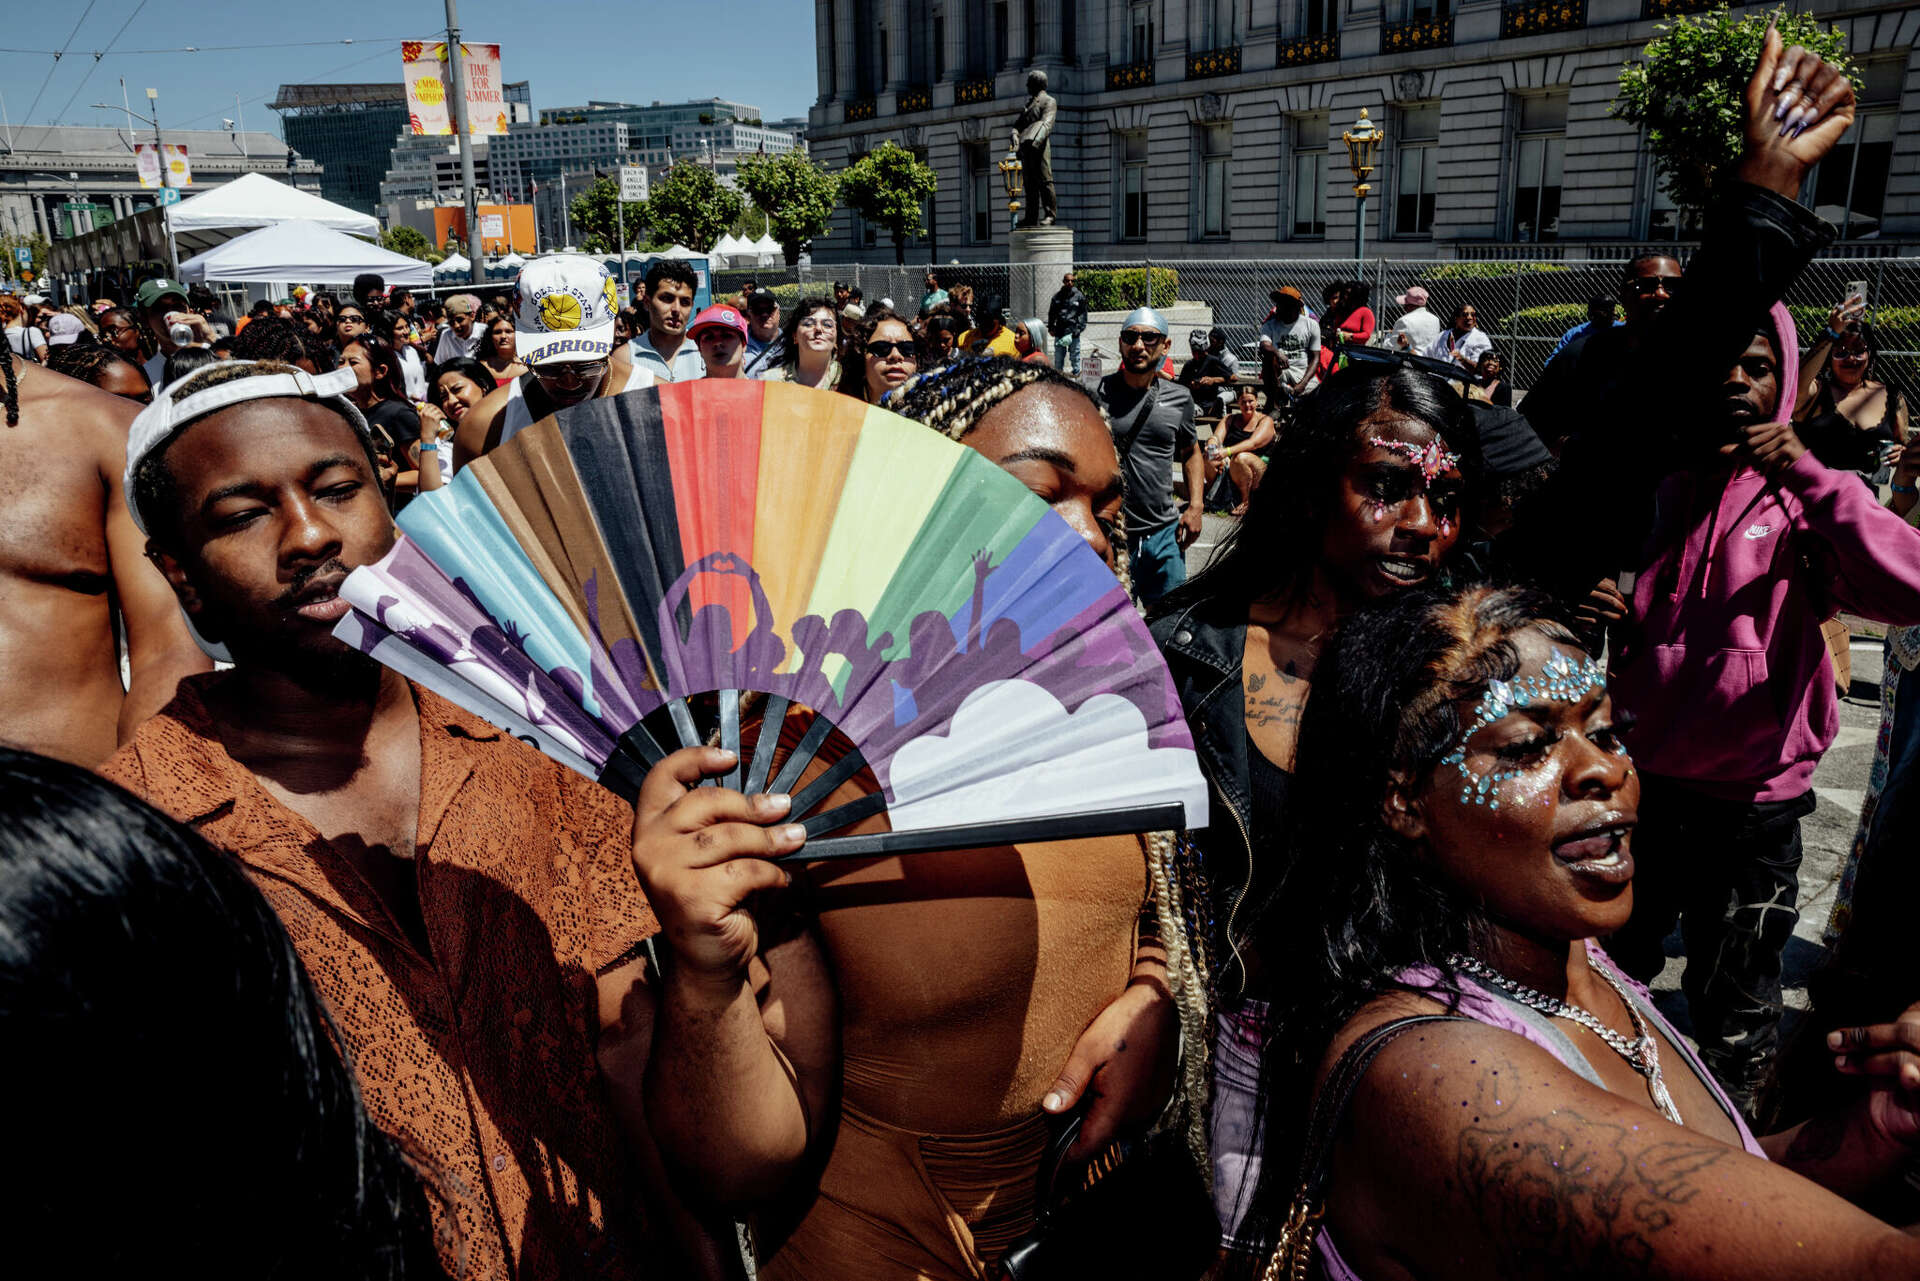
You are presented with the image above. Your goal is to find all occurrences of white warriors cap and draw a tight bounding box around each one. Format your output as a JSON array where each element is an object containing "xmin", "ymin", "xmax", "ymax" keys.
[
  {"xmin": 1120, "ymin": 305, "xmax": 1169, "ymax": 336},
  {"xmin": 514, "ymin": 253, "xmax": 620, "ymax": 367}
]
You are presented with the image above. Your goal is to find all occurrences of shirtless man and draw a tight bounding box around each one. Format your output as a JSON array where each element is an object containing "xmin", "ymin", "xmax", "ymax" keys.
[
  {"xmin": 0, "ymin": 352, "xmax": 208, "ymax": 764},
  {"xmin": 454, "ymin": 254, "xmax": 656, "ymax": 466}
]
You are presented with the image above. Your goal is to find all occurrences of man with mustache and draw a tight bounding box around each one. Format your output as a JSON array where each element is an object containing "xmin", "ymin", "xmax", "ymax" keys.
[{"xmin": 97, "ymin": 359, "xmax": 723, "ymax": 1279}]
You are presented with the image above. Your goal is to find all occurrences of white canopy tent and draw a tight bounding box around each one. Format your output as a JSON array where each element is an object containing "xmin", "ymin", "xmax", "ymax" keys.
[
  {"xmin": 434, "ymin": 254, "xmax": 473, "ymax": 279},
  {"xmin": 751, "ymin": 233, "xmax": 783, "ymax": 264},
  {"xmin": 165, "ymin": 173, "xmax": 380, "ymax": 252},
  {"xmin": 178, "ymin": 220, "xmax": 432, "ymax": 286}
]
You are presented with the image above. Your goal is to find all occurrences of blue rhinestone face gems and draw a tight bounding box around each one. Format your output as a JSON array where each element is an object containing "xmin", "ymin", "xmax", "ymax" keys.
[{"xmin": 1441, "ymin": 649, "xmax": 1606, "ymax": 812}]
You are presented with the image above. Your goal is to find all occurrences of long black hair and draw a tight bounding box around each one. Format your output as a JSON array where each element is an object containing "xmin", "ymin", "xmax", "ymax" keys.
[
  {"xmin": 342, "ymin": 333, "xmax": 410, "ymax": 405},
  {"xmin": 1153, "ymin": 361, "xmax": 1480, "ymax": 620},
  {"xmin": 1229, "ymin": 582, "xmax": 1583, "ymax": 1271},
  {"xmin": 0, "ymin": 748, "xmax": 445, "ymax": 1277}
]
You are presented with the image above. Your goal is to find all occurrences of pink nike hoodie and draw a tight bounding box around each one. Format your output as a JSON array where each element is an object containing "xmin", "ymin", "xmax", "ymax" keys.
[{"xmin": 1612, "ymin": 301, "xmax": 1920, "ymax": 802}]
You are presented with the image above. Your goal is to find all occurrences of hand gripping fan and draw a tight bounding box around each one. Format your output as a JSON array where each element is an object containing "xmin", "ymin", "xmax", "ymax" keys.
[{"xmin": 334, "ymin": 380, "xmax": 1208, "ymax": 859}]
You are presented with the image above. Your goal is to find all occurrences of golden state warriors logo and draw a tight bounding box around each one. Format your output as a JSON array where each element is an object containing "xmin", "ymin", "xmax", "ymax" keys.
[
  {"xmin": 602, "ymin": 278, "xmax": 619, "ymax": 317},
  {"xmin": 540, "ymin": 291, "xmax": 584, "ymax": 332}
]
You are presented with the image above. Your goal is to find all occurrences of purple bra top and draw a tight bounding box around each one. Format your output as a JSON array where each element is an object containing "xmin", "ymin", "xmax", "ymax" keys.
[{"xmin": 1315, "ymin": 943, "xmax": 1764, "ymax": 1281}]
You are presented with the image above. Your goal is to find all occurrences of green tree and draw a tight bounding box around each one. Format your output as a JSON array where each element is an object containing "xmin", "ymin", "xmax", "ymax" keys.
[
  {"xmin": 728, "ymin": 206, "xmax": 769, "ymax": 241},
  {"xmin": 568, "ymin": 177, "xmax": 647, "ymax": 254},
  {"xmin": 1614, "ymin": 6, "xmax": 1856, "ymax": 217},
  {"xmin": 380, "ymin": 225, "xmax": 443, "ymax": 264},
  {"xmin": 644, "ymin": 162, "xmax": 745, "ymax": 252},
  {"xmin": 736, "ymin": 151, "xmax": 840, "ymax": 266},
  {"xmin": 839, "ymin": 142, "xmax": 938, "ymax": 266}
]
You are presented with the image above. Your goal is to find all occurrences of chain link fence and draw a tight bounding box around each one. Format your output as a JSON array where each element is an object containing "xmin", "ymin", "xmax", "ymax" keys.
[
  {"xmin": 410, "ymin": 252, "xmax": 1918, "ymax": 406},
  {"xmin": 708, "ymin": 255, "xmax": 1918, "ymax": 405}
]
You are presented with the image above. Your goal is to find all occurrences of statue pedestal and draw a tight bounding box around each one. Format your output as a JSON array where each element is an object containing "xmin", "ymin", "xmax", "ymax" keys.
[{"xmin": 1009, "ymin": 225, "xmax": 1073, "ymax": 328}]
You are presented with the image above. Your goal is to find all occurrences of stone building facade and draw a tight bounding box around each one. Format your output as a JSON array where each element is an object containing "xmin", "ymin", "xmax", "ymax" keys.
[{"xmin": 803, "ymin": 0, "xmax": 1919, "ymax": 262}]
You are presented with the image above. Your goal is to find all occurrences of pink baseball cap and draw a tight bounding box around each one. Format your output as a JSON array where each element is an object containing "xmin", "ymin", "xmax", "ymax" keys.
[
  {"xmin": 688, "ymin": 304, "xmax": 748, "ymax": 341},
  {"xmin": 1396, "ymin": 285, "xmax": 1430, "ymax": 307}
]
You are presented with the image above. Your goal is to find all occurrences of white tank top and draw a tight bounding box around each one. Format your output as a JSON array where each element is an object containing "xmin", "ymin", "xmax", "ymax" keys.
[{"xmin": 494, "ymin": 361, "xmax": 657, "ymax": 449}]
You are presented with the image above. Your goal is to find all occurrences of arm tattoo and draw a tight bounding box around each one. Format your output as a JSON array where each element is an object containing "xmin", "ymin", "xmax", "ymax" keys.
[{"xmin": 1452, "ymin": 1060, "xmax": 1731, "ymax": 1279}]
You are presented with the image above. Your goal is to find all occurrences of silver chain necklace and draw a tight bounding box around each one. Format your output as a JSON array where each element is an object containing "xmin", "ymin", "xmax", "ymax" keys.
[{"xmin": 1449, "ymin": 952, "xmax": 1683, "ymax": 1126}]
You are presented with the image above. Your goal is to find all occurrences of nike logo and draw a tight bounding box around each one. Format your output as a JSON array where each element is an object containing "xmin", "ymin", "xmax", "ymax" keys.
[{"xmin": 1743, "ymin": 524, "xmax": 1775, "ymax": 540}]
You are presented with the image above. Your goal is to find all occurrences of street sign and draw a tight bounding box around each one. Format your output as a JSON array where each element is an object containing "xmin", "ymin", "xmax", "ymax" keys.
[
  {"xmin": 157, "ymin": 187, "xmax": 181, "ymax": 206},
  {"xmin": 619, "ymin": 165, "xmax": 648, "ymax": 203},
  {"xmin": 61, "ymin": 202, "xmax": 91, "ymax": 212},
  {"xmin": 13, "ymin": 247, "xmax": 29, "ymax": 266}
]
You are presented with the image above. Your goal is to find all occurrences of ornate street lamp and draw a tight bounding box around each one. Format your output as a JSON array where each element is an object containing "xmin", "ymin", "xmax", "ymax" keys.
[
  {"xmin": 1341, "ymin": 108, "xmax": 1382, "ymax": 262},
  {"xmin": 998, "ymin": 149, "xmax": 1024, "ymax": 233}
]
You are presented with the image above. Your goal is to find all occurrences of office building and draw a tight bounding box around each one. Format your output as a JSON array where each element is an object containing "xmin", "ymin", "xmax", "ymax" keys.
[
  {"xmin": 274, "ymin": 80, "xmax": 531, "ymax": 215},
  {"xmin": 488, "ymin": 120, "xmax": 636, "ymax": 204},
  {"xmin": 803, "ymin": 0, "xmax": 1918, "ymax": 260}
]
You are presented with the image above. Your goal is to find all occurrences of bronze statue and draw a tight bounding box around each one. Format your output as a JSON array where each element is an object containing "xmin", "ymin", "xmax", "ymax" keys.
[{"xmin": 1010, "ymin": 70, "xmax": 1057, "ymax": 227}]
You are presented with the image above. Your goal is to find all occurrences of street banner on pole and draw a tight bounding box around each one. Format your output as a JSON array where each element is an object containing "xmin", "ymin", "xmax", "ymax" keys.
[
  {"xmin": 620, "ymin": 165, "xmax": 649, "ymax": 203},
  {"xmin": 403, "ymin": 40, "xmax": 507, "ymax": 136},
  {"xmin": 135, "ymin": 143, "xmax": 192, "ymax": 188}
]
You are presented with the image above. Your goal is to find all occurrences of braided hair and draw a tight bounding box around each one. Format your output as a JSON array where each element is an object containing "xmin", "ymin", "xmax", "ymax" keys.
[
  {"xmin": 46, "ymin": 343, "xmax": 141, "ymax": 389},
  {"xmin": 885, "ymin": 352, "xmax": 1096, "ymax": 437},
  {"xmin": 2, "ymin": 348, "xmax": 17, "ymax": 428}
]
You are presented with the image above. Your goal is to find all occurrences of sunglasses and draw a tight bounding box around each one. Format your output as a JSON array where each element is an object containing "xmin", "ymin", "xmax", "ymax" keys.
[
  {"xmin": 865, "ymin": 339, "xmax": 916, "ymax": 359},
  {"xmin": 1119, "ymin": 329, "xmax": 1164, "ymax": 347},
  {"xmin": 1625, "ymin": 276, "xmax": 1682, "ymax": 297},
  {"xmin": 534, "ymin": 360, "xmax": 609, "ymax": 385},
  {"xmin": 337, "ymin": 313, "xmax": 367, "ymax": 324}
]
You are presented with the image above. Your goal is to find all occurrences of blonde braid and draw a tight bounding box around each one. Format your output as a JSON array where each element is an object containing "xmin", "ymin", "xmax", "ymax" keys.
[{"xmin": 1147, "ymin": 828, "xmax": 1214, "ymax": 1178}]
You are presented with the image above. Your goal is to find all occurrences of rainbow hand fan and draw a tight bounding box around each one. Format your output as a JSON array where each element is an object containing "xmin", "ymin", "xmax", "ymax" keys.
[{"xmin": 335, "ymin": 380, "xmax": 1207, "ymax": 859}]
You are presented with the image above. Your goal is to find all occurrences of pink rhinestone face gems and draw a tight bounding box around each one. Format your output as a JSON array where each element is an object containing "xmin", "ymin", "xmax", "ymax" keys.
[{"xmin": 1367, "ymin": 436, "xmax": 1462, "ymax": 485}]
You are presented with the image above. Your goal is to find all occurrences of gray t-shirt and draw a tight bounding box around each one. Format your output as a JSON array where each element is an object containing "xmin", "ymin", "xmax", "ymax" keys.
[{"xmin": 1098, "ymin": 373, "xmax": 1196, "ymax": 536}]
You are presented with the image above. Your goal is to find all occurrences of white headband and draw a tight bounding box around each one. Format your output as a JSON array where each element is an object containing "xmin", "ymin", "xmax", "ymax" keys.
[{"xmin": 124, "ymin": 362, "xmax": 372, "ymax": 536}]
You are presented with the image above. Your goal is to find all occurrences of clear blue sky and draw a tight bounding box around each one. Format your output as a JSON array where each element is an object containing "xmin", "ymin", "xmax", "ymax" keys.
[{"xmin": 1, "ymin": 1, "xmax": 817, "ymax": 138}]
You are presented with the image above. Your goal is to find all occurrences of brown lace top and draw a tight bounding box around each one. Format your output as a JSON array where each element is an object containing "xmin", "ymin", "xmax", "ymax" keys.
[{"xmin": 100, "ymin": 676, "xmax": 659, "ymax": 1280}]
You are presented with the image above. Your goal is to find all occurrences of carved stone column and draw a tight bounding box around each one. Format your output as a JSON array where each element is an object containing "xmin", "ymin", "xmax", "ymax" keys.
[
  {"xmin": 815, "ymin": 0, "xmax": 836, "ymax": 104},
  {"xmin": 885, "ymin": 0, "xmax": 911, "ymax": 90},
  {"xmin": 833, "ymin": 0, "xmax": 858, "ymax": 98}
]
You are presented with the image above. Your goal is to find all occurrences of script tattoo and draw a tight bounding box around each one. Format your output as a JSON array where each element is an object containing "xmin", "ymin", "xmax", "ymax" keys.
[
  {"xmin": 1452, "ymin": 1058, "xmax": 1731, "ymax": 1279},
  {"xmin": 1244, "ymin": 667, "xmax": 1306, "ymax": 731}
]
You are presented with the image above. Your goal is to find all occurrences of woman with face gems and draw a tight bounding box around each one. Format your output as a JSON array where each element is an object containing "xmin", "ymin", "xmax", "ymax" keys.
[
  {"xmin": 1146, "ymin": 360, "xmax": 1477, "ymax": 1257},
  {"xmin": 1227, "ymin": 582, "xmax": 1920, "ymax": 1281}
]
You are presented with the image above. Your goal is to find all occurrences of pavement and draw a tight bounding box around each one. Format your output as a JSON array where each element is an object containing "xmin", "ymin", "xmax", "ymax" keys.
[{"xmin": 1183, "ymin": 512, "xmax": 1879, "ymax": 1043}]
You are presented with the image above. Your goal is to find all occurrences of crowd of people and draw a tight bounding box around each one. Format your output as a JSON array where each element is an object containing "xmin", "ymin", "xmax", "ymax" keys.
[{"xmin": 7, "ymin": 28, "xmax": 1920, "ymax": 1281}]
